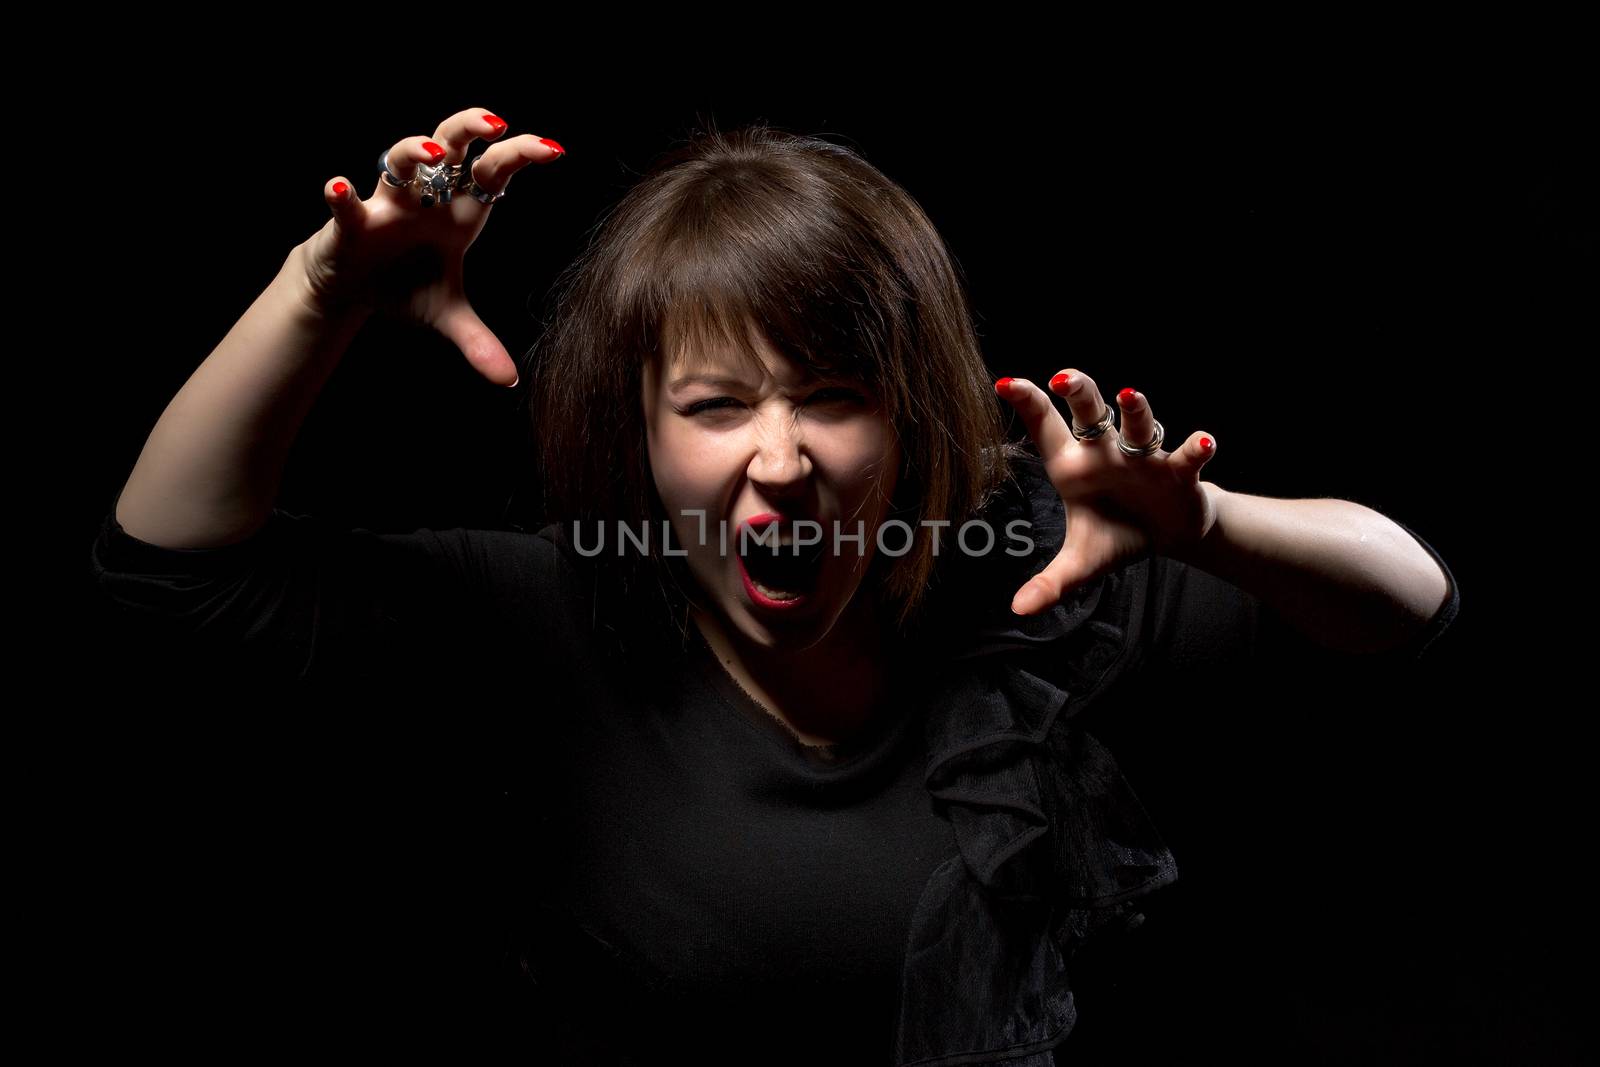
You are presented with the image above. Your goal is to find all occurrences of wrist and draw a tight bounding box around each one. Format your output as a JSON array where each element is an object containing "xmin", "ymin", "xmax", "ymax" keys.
[
  {"xmin": 1173, "ymin": 482, "xmax": 1233, "ymax": 572},
  {"xmin": 279, "ymin": 241, "xmax": 376, "ymax": 329}
]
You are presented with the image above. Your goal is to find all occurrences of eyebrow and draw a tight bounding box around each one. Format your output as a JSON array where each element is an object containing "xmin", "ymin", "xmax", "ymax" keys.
[
  {"xmin": 667, "ymin": 371, "xmax": 836, "ymax": 394},
  {"xmin": 667, "ymin": 374, "xmax": 757, "ymax": 394}
]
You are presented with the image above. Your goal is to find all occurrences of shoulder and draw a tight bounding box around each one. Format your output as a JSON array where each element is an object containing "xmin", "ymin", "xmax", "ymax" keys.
[{"xmin": 915, "ymin": 449, "xmax": 1134, "ymax": 669}]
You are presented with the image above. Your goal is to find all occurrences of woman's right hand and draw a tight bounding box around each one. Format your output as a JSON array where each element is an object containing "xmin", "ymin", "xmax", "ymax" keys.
[{"xmin": 293, "ymin": 106, "xmax": 565, "ymax": 388}]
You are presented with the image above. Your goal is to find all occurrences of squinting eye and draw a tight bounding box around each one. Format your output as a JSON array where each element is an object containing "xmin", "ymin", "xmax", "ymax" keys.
[
  {"xmin": 685, "ymin": 397, "xmax": 740, "ymax": 415},
  {"xmin": 683, "ymin": 389, "xmax": 866, "ymax": 417}
]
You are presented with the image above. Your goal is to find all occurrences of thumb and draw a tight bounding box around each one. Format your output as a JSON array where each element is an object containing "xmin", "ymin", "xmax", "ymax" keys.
[
  {"xmin": 436, "ymin": 299, "xmax": 519, "ymax": 388},
  {"xmin": 1012, "ymin": 542, "xmax": 1093, "ymax": 616}
]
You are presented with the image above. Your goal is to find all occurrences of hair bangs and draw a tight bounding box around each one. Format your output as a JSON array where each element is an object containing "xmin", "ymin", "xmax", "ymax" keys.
[{"xmin": 635, "ymin": 176, "xmax": 899, "ymax": 402}]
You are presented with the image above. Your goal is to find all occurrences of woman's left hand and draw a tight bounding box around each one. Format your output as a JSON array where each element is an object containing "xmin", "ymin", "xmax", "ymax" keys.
[{"xmin": 996, "ymin": 369, "xmax": 1220, "ymax": 615}]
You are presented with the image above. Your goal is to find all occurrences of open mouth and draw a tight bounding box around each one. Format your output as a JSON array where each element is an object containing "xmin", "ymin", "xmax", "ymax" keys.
[{"xmin": 736, "ymin": 522, "xmax": 827, "ymax": 606}]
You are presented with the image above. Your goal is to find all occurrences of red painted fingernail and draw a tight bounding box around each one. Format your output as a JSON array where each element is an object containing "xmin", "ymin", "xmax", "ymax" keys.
[
  {"xmin": 1119, "ymin": 387, "xmax": 1137, "ymax": 404},
  {"xmin": 331, "ymin": 181, "xmax": 348, "ymax": 197},
  {"xmin": 483, "ymin": 114, "xmax": 507, "ymax": 135},
  {"xmin": 539, "ymin": 137, "xmax": 566, "ymax": 156},
  {"xmin": 1200, "ymin": 437, "xmax": 1213, "ymax": 451},
  {"xmin": 422, "ymin": 141, "xmax": 447, "ymax": 163},
  {"xmin": 994, "ymin": 377, "xmax": 1015, "ymax": 396},
  {"xmin": 1051, "ymin": 372, "xmax": 1072, "ymax": 391}
]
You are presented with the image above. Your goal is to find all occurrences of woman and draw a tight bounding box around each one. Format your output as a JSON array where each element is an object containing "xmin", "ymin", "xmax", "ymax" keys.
[{"xmin": 90, "ymin": 107, "xmax": 1458, "ymax": 1063}]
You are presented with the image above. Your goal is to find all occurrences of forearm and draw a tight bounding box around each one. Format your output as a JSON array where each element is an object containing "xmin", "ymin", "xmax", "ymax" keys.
[
  {"xmin": 1175, "ymin": 483, "xmax": 1453, "ymax": 655},
  {"xmin": 115, "ymin": 242, "xmax": 374, "ymax": 549}
]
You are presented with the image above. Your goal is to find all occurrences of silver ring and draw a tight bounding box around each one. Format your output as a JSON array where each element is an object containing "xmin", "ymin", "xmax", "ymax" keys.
[
  {"xmin": 377, "ymin": 150, "xmax": 414, "ymax": 190},
  {"xmin": 462, "ymin": 156, "xmax": 505, "ymax": 205},
  {"xmin": 1116, "ymin": 419, "xmax": 1166, "ymax": 457},
  {"xmin": 1069, "ymin": 404, "xmax": 1116, "ymax": 441},
  {"xmin": 416, "ymin": 159, "xmax": 465, "ymax": 207}
]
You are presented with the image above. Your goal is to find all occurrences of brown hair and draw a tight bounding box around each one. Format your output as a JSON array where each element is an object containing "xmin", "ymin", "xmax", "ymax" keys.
[{"xmin": 524, "ymin": 120, "xmax": 1026, "ymax": 649}]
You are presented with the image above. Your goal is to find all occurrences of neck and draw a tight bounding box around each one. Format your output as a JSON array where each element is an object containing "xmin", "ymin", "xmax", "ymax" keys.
[{"xmin": 690, "ymin": 594, "xmax": 899, "ymax": 747}]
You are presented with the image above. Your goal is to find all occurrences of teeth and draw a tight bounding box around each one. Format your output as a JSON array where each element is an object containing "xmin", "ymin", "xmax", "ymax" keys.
[{"xmin": 752, "ymin": 579, "xmax": 802, "ymax": 601}]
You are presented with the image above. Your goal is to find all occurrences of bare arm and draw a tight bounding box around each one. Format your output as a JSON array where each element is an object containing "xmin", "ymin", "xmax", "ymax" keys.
[
  {"xmin": 112, "ymin": 107, "xmax": 560, "ymax": 551},
  {"xmin": 1173, "ymin": 482, "xmax": 1454, "ymax": 656},
  {"xmin": 114, "ymin": 245, "xmax": 371, "ymax": 549},
  {"xmin": 995, "ymin": 372, "xmax": 1456, "ymax": 657}
]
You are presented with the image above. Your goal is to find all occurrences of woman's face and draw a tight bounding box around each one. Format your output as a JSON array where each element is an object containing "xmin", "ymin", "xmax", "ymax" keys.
[{"xmin": 642, "ymin": 327, "xmax": 901, "ymax": 649}]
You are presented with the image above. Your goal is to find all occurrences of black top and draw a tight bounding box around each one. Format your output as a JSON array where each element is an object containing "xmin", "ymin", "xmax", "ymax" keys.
[
  {"xmin": 86, "ymin": 490, "xmax": 958, "ymax": 1060},
  {"xmin": 86, "ymin": 452, "xmax": 1460, "ymax": 1063},
  {"xmin": 512, "ymin": 624, "xmax": 956, "ymax": 1061}
]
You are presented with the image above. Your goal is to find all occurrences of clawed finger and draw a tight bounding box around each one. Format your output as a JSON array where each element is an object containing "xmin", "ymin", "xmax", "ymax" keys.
[
  {"xmin": 375, "ymin": 135, "xmax": 449, "ymax": 203},
  {"xmin": 468, "ymin": 134, "xmax": 566, "ymax": 201},
  {"xmin": 1115, "ymin": 386, "xmax": 1160, "ymax": 452},
  {"xmin": 1048, "ymin": 369, "xmax": 1113, "ymax": 441},
  {"xmin": 994, "ymin": 376, "xmax": 1073, "ymax": 460},
  {"xmin": 324, "ymin": 176, "xmax": 367, "ymax": 228},
  {"xmin": 431, "ymin": 108, "xmax": 511, "ymax": 163}
]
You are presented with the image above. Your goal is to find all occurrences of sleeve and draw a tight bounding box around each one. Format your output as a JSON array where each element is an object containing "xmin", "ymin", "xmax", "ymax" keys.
[
  {"xmin": 1127, "ymin": 519, "xmax": 1460, "ymax": 676},
  {"xmin": 87, "ymin": 491, "xmax": 584, "ymax": 684}
]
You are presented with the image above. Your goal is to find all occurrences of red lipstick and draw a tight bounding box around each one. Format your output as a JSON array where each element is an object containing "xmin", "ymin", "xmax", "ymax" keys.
[
  {"xmin": 737, "ymin": 554, "xmax": 813, "ymax": 611},
  {"xmin": 734, "ymin": 512, "xmax": 824, "ymax": 612}
]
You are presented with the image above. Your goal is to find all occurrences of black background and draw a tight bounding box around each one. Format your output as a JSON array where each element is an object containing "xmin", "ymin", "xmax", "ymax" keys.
[{"xmin": 66, "ymin": 39, "xmax": 1590, "ymax": 1062}]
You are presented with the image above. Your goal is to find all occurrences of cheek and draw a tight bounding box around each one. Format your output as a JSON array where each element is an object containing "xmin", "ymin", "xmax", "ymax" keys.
[
  {"xmin": 846, "ymin": 420, "xmax": 901, "ymax": 497},
  {"xmin": 646, "ymin": 409, "xmax": 696, "ymax": 489},
  {"xmin": 650, "ymin": 423, "xmax": 718, "ymax": 504},
  {"xmin": 648, "ymin": 428, "xmax": 737, "ymax": 563}
]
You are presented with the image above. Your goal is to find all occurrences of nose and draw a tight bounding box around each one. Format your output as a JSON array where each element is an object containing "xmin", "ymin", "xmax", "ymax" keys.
[{"xmin": 747, "ymin": 413, "xmax": 813, "ymax": 501}]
